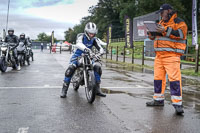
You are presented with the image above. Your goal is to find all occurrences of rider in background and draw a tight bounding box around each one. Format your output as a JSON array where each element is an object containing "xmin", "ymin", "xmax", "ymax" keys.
[
  {"xmin": 18, "ymin": 33, "xmax": 29, "ymax": 65},
  {"xmin": 4, "ymin": 28, "xmax": 20, "ymax": 70},
  {"xmin": 27, "ymin": 36, "xmax": 32, "ymax": 47},
  {"xmin": 60, "ymin": 22, "xmax": 106, "ymax": 98},
  {"xmin": 27, "ymin": 36, "xmax": 34, "ymax": 61}
]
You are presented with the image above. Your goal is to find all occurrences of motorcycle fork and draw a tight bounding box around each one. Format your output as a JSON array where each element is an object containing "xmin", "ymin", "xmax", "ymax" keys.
[
  {"xmin": 83, "ymin": 57, "xmax": 88, "ymax": 88},
  {"xmin": 5, "ymin": 48, "xmax": 9, "ymax": 63}
]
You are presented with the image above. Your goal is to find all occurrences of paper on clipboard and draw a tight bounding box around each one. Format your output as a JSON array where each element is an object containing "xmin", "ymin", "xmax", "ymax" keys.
[{"xmin": 144, "ymin": 21, "xmax": 158, "ymax": 32}]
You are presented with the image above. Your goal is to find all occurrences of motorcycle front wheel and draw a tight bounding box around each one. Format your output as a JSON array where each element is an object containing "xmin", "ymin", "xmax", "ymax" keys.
[
  {"xmin": 0, "ymin": 57, "xmax": 7, "ymax": 72},
  {"xmin": 18, "ymin": 54, "xmax": 23, "ymax": 66},
  {"xmin": 85, "ymin": 70, "xmax": 96, "ymax": 103}
]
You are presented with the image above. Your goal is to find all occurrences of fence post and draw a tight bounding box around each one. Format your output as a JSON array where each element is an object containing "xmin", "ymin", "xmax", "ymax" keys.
[
  {"xmin": 111, "ymin": 46, "xmax": 113, "ymax": 60},
  {"xmin": 195, "ymin": 45, "xmax": 199, "ymax": 73},
  {"xmin": 123, "ymin": 46, "xmax": 125, "ymax": 62},
  {"xmin": 132, "ymin": 47, "xmax": 134, "ymax": 64},
  {"xmin": 106, "ymin": 45, "xmax": 108, "ymax": 59},
  {"xmin": 116, "ymin": 46, "xmax": 118, "ymax": 62},
  {"xmin": 142, "ymin": 45, "xmax": 145, "ymax": 65}
]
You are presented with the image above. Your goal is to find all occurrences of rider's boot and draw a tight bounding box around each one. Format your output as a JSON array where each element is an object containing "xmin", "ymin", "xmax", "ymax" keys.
[
  {"xmin": 96, "ymin": 83, "xmax": 106, "ymax": 97},
  {"xmin": 16, "ymin": 59, "xmax": 21, "ymax": 71},
  {"xmin": 27, "ymin": 58, "xmax": 30, "ymax": 65},
  {"xmin": 60, "ymin": 82, "xmax": 69, "ymax": 98},
  {"xmin": 17, "ymin": 64, "xmax": 21, "ymax": 71}
]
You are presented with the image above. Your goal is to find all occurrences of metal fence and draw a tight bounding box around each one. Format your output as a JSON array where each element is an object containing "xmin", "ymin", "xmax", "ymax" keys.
[
  {"xmin": 104, "ymin": 45, "xmax": 200, "ymax": 73},
  {"xmin": 105, "ymin": 45, "xmax": 145, "ymax": 65}
]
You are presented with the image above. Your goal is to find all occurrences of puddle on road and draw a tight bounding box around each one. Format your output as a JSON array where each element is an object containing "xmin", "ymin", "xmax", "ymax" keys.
[
  {"xmin": 104, "ymin": 61, "xmax": 200, "ymax": 89},
  {"xmin": 182, "ymin": 77, "xmax": 200, "ymax": 90},
  {"xmin": 102, "ymin": 87, "xmax": 200, "ymax": 113},
  {"xmin": 111, "ymin": 77, "xmax": 138, "ymax": 83},
  {"xmin": 103, "ymin": 61, "xmax": 200, "ymax": 113}
]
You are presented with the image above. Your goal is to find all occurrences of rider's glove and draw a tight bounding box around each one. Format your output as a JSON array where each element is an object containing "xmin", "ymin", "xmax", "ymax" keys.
[
  {"xmin": 11, "ymin": 47, "xmax": 15, "ymax": 51},
  {"xmin": 84, "ymin": 48, "xmax": 92, "ymax": 55}
]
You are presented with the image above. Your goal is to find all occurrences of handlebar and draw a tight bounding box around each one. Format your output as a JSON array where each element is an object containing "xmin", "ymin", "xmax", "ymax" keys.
[{"xmin": 70, "ymin": 52, "xmax": 102, "ymax": 62}]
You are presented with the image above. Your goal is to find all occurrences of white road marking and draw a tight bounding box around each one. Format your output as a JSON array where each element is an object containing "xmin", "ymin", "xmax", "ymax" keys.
[
  {"xmin": 17, "ymin": 127, "xmax": 29, "ymax": 133},
  {"xmin": 0, "ymin": 85, "xmax": 154, "ymax": 89},
  {"xmin": 0, "ymin": 86, "xmax": 62, "ymax": 89},
  {"xmin": 44, "ymin": 84, "xmax": 50, "ymax": 87},
  {"xmin": 135, "ymin": 85, "xmax": 143, "ymax": 88},
  {"xmin": 102, "ymin": 86, "xmax": 154, "ymax": 89}
]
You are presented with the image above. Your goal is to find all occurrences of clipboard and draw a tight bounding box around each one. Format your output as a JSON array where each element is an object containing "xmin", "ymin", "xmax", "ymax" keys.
[{"xmin": 144, "ymin": 21, "xmax": 163, "ymax": 36}]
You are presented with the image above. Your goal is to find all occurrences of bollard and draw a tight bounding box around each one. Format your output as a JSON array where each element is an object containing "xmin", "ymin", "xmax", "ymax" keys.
[
  {"xmin": 116, "ymin": 46, "xmax": 118, "ymax": 62},
  {"xmin": 60, "ymin": 46, "xmax": 62, "ymax": 54}
]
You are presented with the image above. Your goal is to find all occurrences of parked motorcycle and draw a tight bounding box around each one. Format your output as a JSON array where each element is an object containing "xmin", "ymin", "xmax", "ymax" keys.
[{"xmin": 0, "ymin": 42, "xmax": 17, "ymax": 72}]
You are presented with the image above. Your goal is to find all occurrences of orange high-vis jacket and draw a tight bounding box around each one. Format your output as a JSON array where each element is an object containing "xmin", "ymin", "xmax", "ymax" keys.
[{"xmin": 152, "ymin": 13, "xmax": 188, "ymax": 57}]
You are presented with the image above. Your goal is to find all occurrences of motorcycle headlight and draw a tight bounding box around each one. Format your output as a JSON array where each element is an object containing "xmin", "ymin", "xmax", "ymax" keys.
[{"xmin": 1, "ymin": 47, "xmax": 7, "ymax": 51}]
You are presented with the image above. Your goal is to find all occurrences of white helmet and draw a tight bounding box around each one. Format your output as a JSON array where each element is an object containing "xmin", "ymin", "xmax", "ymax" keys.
[{"xmin": 84, "ymin": 22, "xmax": 98, "ymax": 40}]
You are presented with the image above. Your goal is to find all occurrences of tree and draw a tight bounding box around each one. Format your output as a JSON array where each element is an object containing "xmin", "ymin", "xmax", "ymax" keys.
[
  {"xmin": 36, "ymin": 32, "xmax": 57, "ymax": 42},
  {"xmin": 64, "ymin": 0, "xmax": 199, "ymax": 40}
]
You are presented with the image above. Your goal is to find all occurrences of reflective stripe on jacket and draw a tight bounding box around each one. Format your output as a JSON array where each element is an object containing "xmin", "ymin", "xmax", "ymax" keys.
[{"xmin": 153, "ymin": 13, "xmax": 188, "ymax": 57}]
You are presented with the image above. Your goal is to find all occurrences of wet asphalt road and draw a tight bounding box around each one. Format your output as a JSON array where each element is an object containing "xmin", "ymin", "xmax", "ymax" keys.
[{"xmin": 0, "ymin": 50, "xmax": 199, "ymax": 133}]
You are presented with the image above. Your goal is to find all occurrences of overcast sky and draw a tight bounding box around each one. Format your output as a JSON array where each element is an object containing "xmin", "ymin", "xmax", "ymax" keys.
[{"xmin": 0, "ymin": 0, "xmax": 98, "ymax": 40}]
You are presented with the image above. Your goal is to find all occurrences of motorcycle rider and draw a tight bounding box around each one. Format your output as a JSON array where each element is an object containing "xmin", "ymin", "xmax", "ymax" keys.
[
  {"xmin": 18, "ymin": 33, "xmax": 29, "ymax": 65},
  {"xmin": 60, "ymin": 22, "xmax": 106, "ymax": 98},
  {"xmin": 27, "ymin": 36, "xmax": 34, "ymax": 61},
  {"xmin": 27, "ymin": 36, "xmax": 32, "ymax": 47},
  {"xmin": 4, "ymin": 28, "xmax": 20, "ymax": 70}
]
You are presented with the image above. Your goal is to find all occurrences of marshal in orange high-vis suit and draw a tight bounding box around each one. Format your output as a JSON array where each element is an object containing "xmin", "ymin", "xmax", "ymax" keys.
[{"xmin": 146, "ymin": 4, "xmax": 187, "ymax": 115}]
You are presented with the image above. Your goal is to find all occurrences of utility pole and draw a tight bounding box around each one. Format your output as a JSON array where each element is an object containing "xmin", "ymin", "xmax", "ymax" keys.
[
  {"xmin": 192, "ymin": 0, "xmax": 199, "ymax": 73},
  {"xmin": 6, "ymin": 0, "xmax": 10, "ymax": 32}
]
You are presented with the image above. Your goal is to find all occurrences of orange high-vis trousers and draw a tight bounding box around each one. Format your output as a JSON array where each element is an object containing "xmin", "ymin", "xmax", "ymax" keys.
[{"xmin": 153, "ymin": 56, "xmax": 182, "ymax": 106}]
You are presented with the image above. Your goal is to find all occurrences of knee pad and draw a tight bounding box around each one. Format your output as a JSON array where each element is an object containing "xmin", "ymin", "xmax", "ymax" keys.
[
  {"xmin": 65, "ymin": 65, "xmax": 76, "ymax": 77},
  {"xmin": 94, "ymin": 65, "xmax": 102, "ymax": 76}
]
